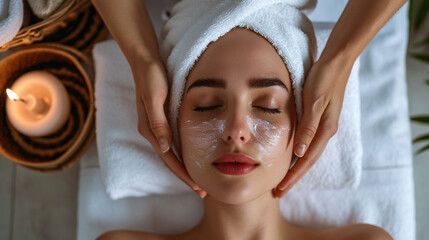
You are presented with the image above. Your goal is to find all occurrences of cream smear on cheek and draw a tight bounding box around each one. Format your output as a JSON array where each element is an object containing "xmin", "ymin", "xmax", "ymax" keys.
[
  {"xmin": 182, "ymin": 118, "xmax": 226, "ymax": 168},
  {"xmin": 247, "ymin": 116, "xmax": 290, "ymax": 167},
  {"xmin": 181, "ymin": 117, "xmax": 290, "ymax": 168}
]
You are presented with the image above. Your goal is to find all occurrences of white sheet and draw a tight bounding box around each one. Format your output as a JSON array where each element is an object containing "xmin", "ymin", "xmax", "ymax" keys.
[{"xmin": 77, "ymin": 1, "xmax": 415, "ymax": 239}]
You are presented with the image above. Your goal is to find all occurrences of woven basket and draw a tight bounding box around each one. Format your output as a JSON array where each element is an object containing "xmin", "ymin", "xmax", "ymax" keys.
[
  {"xmin": 0, "ymin": 0, "xmax": 108, "ymax": 55},
  {"xmin": 0, "ymin": 43, "xmax": 94, "ymax": 172}
]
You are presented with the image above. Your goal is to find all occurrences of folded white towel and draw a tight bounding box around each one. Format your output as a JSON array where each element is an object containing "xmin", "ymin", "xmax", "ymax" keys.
[
  {"xmin": 94, "ymin": 21, "xmax": 362, "ymax": 199},
  {"xmin": 27, "ymin": 0, "xmax": 66, "ymax": 19},
  {"xmin": 0, "ymin": 0, "xmax": 23, "ymax": 47}
]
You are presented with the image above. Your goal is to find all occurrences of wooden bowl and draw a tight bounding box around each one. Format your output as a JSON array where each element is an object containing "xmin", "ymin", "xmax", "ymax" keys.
[{"xmin": 0, "ymin": 43, "xmax": 94, "ymax": 172}]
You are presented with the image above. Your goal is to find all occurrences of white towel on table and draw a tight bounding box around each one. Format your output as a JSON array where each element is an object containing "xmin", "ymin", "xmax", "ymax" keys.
[
  {"xmin": 0, "ymin": 0, "xmax": 23, "ymax": 47},
  {"xmin": 94, "ymin": 21, "xmax": 362, "ymax": 200}
]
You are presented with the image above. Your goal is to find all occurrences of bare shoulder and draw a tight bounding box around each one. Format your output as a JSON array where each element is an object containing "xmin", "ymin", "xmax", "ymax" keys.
[
  {"xmin": 317, "ymin": 223, "xmax": 393, "ymax": 240},
  {"xmin": 97, "ymin": 230, "xmax": 168, "ymax": 240},
  {"xmin": 339, "ymin": 223, "xmax": 393, "ymax": 240}
]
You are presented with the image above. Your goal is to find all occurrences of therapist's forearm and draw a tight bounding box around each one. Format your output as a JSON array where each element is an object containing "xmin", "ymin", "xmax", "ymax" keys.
[
  {"xmin": 91, "ymin": 0, "xmax": 160, "ymax": 64},
  {"xmin": 319, "ymin": 0, "xmax": 407, "ymax": 67}
]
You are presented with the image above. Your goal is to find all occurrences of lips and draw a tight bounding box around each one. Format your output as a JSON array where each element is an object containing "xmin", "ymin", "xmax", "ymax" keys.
[{"xmin": 213, "ymin": 153, "xmax": 259, "ymax": 175}]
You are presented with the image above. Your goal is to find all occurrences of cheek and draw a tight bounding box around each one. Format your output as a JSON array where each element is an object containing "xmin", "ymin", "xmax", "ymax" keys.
[
  {"xmin": 249, "ymin": 118, "xmax": 293, "ymax": 189},
  {"xmin": 247, "ymin": 116, "xmax": 292, "ymax": 167},
  {"xmin": 179, "ymin": 118, "xmax": 226, "ymax": 169}
]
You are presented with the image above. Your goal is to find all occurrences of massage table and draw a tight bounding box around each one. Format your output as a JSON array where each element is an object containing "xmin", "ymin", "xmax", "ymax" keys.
[{"xmin": 77, "ymin": 1, "xmax": 415, "ymax": 239}]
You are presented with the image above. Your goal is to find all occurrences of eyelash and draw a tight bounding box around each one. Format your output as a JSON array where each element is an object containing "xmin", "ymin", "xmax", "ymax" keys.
[
  {"xmin": 192, "ymin": 106, "xmax": 280, "ymax": 114},
  {"xmin": 193, "ymin": 105, "xmax": 222, "ymax": 112},
  {"xmin": 256, "ymin": 106, "xmax": 281, "ymax": 114}
]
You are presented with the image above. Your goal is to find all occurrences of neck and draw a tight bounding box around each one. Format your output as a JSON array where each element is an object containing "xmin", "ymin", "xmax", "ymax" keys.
[{"xmin": 190, "ymin": 191, "xmax": 291, "ymax": 240}]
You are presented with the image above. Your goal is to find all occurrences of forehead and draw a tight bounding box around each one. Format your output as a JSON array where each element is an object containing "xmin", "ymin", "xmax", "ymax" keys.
[{"xmin": 186, "ymin": 27, "xmax": 291, "ymax": 89}]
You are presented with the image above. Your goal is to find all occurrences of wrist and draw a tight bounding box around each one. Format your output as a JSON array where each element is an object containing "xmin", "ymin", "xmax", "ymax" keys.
[
  {"xmin": 313, "ymin": 48, "xmax": 357, "ymax": 84},
  {"xmin": 316, "ymin": 46, "xmax": 356, "ymax": 72},
  {"xmin": 127, "ymin": 46, "xmax": 163, "ymax": 69}
]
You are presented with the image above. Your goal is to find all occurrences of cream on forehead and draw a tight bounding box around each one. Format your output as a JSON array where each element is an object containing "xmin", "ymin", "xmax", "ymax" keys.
[{"xmin": 180, "ymin": 117, "xmax": 290, "ymax": 168}]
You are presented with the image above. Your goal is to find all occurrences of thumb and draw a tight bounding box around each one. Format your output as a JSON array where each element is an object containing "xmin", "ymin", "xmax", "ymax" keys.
[
  {"xmin": 144, "ymin": 94, "xmax": 172, "ymax": 153},
  {"xmin": 294, "ymin": 97, "xmax": 326, "ymax": 157}
]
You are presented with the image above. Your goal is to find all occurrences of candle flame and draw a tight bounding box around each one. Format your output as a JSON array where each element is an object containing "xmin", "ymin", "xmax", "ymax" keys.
[{"xmin": 6, "ymin": 88, "xmax": 20, "ymax": 101}]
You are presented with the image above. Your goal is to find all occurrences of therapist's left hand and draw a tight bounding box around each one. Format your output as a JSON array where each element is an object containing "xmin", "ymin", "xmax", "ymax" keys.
[{"xmin": 274, "ymin": 57, "xmax": 353, "ymax": 198}]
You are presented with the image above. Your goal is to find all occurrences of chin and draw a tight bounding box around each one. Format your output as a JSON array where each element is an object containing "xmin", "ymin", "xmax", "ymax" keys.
[
  {"xmin": 189, "ymin": 164, "xmax": 287, "ymax": 204},
  {"xmin": 205, "ymin": 179, "xmax": 267, "ymax": 205}
]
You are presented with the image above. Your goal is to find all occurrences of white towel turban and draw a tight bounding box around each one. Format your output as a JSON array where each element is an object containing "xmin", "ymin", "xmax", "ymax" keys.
[{"xmin": 160, "ymin": 0, "xmax": 318, "ymax": 156}]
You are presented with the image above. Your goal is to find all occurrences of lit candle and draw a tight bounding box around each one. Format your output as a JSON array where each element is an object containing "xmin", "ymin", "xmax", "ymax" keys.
[{"xmin": 5, "ymin": 71, "xmax": 71, "ymax": 137}]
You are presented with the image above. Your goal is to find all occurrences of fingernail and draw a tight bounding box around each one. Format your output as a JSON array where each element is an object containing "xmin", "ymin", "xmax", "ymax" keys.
[
  {"xmin": 197, "ymin": 190, "xmax": 206, "ymax": 199},
  {"xmin": 275, "ymin": 188, "xmax": 283, "ymax": 198},
  {"xmin": 279, "ymin": 184, "xmax": 288, "ymax": 191},
  {"xmin": 192, "ymin": 186, "xmax": 201, "ymax": 191},
  {"xmin": 159, "ymin": 138, "xmax": 170, "ymax": 153},
  {"xmin": 294, "ymin": 143, "xmax": 306, "ymax": 157}
]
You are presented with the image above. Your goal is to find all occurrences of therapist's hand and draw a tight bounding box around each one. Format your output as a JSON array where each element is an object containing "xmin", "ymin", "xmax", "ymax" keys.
[
  {"xmin": 271, "ymin": 0, "xmax": 407, "ymax": 199},
  {"xmin": 274, "ymin": 58, "xmax": 353, "ymax": 198},
  {"xmin": 132, "ymin": 56, "xmax": 206, "ymax": 198}
]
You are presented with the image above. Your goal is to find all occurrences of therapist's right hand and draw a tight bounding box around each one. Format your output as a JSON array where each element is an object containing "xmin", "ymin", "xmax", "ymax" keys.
[{"xmin": 131, "ymin": 55, "xmax": 206, "ymax": 199}]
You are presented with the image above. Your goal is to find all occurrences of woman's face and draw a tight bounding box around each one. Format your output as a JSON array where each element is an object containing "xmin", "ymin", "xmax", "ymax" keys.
[{"xmin": 179, "ymin": 28, "xmax": 296, "ymax": 204}]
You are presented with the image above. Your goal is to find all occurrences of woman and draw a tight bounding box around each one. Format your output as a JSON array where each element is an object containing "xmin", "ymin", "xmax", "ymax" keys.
[
  {"xmin": 97, "ymin": 27, "xmax": 392, "ymax": 240},
  {"xmin": 91, "ymin": 0, "xmax": 408, "ymax": 199}
]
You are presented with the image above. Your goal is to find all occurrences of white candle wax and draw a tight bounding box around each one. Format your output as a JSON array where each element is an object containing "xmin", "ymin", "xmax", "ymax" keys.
[{"xmin": 5, "ymin": 71, "xmax": 71, "ymax": 137}]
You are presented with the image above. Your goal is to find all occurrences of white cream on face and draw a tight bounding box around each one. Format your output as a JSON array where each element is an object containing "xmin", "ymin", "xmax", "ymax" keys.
[
  {"xmin": 180, "ymin": 117, "xmax": 290, "ymax": 168},
  {"xmin": 182, "ymin": 118, "xmax": 226, "ymax": 168},
  {"xmin": 247, "ymin": 116, "xmax": 290, "ymax": 167}
]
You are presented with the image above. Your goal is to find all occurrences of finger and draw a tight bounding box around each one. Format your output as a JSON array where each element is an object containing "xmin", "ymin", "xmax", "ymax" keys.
[
  {"xmin": 274, "ymin": 131, "xmax": 330, "ymax": 198},
  {"xmin": 138, "ymin": 62, "xmax": 172, "ymax": 153},
  {"xmin": 276, "ymin": 106, "xmax": 340, "ymax": 197},
  {"xmin": 138, "ymin": 101, "xmax": 204, "ymax": 192},
  {"xmin": 293, "ymin": 97, "xmax": 327, "ymax": 157},
  {"xmin": 147, "ymin": 130, "xmax": 204, "ymax": 192},
  {"xmin": 196, "ymin": 190, "xmax": 207, "ymax": 199},
  {"xmin": 136, "ymin": 95, "xmax": 153, "ymax": 139},
  {"xmin": 294, "ymin": 97, "xmax": 326, "ymax": 156},
  {"xmin": 162, "ymin": 150, "xmax": 205, "ymax": 192},
  {"xmin": 142, "ymin": 92, "xmax": 172, "ymax": 153}
]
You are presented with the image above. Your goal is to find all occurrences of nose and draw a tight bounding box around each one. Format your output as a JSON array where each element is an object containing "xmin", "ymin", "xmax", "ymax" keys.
[{"xmin": 221, "ymin": 109, "xmax": 251, "ymax": 145}]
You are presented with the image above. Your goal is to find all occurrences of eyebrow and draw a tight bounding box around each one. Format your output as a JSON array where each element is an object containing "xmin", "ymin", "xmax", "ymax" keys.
[
  {"xmin": 249, "ymin": 78, "xmax": 288, "ymax": 92},
  {"xmin": 186, "ymin": 77, "xmax": 288, "ymax": 93}
]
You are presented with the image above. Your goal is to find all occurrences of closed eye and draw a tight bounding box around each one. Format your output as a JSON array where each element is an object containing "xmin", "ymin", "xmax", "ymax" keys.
[
  {"xmin": 193, "ymin": 105, "xmax": 222, "ymax": 112},
  {"xmin": 192, "ymin": 105, "xmax": 280, "ymax": 114},
  {"xmin": 253, "ymin": 106, "xmax": 281, "ymax": 114}
]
